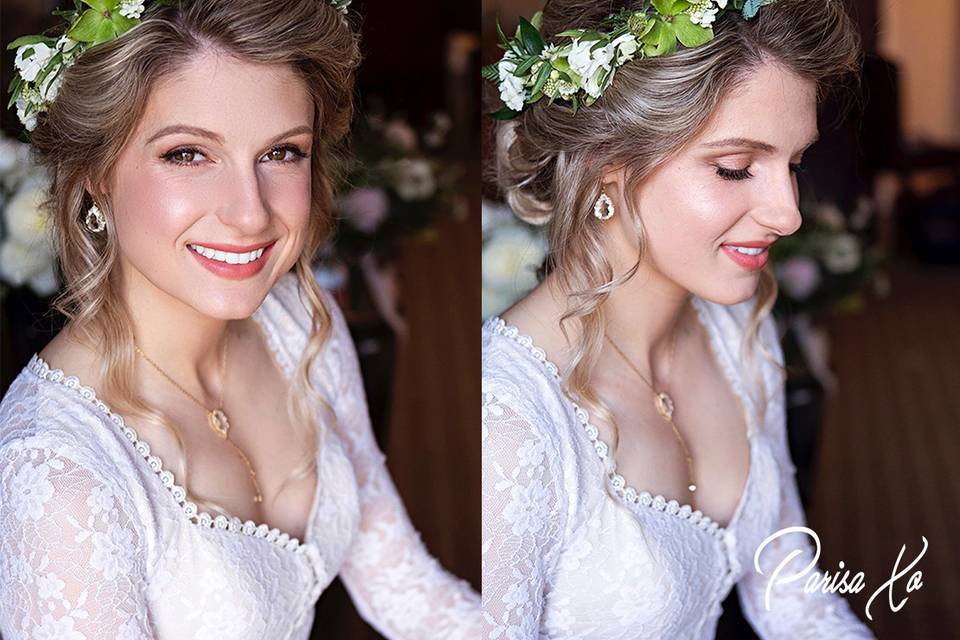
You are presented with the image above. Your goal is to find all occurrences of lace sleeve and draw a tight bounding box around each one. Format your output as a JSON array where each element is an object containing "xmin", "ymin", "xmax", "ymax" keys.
[
  {"xmin": 324, "ymin": 299, "xmax": 481, "ymax": 640},
  {"xmin": 735, "ymin": 315, "xmax": 875, "ymax": 639},
  {"xmin": 0, "ymin": 438, "xmax": 154, "ymax": 639},
  {"xmin": 481, "ymin": 381, "xmax": 567, "ymax": 639}
]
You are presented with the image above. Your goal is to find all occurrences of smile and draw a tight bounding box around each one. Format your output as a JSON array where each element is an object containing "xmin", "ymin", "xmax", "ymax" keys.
[{"xmin": 187, "ymin": 243, "xmax": 266, "ymax": 265}]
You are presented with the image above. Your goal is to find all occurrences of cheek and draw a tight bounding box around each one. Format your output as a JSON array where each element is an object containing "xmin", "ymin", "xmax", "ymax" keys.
[
  {"xmin": 111, "ymin": 161, "xmax": 203, "ymax": 252},
  {"xmin": 261, "ymin": 168, "xmax": 312, "ymax": 227}
]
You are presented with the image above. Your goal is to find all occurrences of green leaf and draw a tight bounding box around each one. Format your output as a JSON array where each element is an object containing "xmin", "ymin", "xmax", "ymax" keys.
[
  {"xmin": 651, "ymin": 0, "xmax": 676, "ymax": 15},
  {"xmin": 496, "ymin": 18, "xmax": 509, "ymax": 48},
  {"xmin": 743, "ymin": 0, "xmax": 775, "ymax": 19},
  {"xmin": 555, "ymin": 29, "xmax": 587, "ymax": 38},
  {"xmin": 645, "ymin": 21, "xmax": 677, "ymax": 56},
  {"xmin": 530, "ymin": 10, "xmax": 543, "ymax": 30},
  {"xmin": 79, "ymin": 0, "xmax": 117, "ymax": 11},
  {"xmin": 674, "ymin": 14, "xmax": 713, "ymax": 48},
  {"xmin": 487, "ymin": 106, "xmax": 520, "ymax": 120},
  {"xmin": 512, "ymin": 55, "xmax": 539, "ymax": 77},
  {"xmin": 33, "ymin": 52, "xmax": 64, "ymax": 88},
  {"xmin": 671, "ymin": 0, "xmax": 692, "ymax": 12},
  {"xmin": 518, "ymin": 17, "xmax": 544, "ymax": 55},
  {"xmin": 109, "ymin": 12, "xmax": 138, "ymax": 38},
  {"xmin": 7, "ymin": 35, "xmax": 57, "ymax": 50},
  {"xmin": 68, "ymin": 8, "xmax": 110, "ymax": 43},
  {"xmin": 641, "ymin": 20, "xmax": 664, "ymax": 45},
  {"xmin": 481, "ymin": 63, "xmax": 500, "ymax": 83},
  {"xmin": 530, "ymin": 62, "xmax": 552, "ymax": 96}
]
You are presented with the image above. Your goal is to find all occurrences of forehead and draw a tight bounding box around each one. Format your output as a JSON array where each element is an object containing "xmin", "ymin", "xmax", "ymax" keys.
[
  {"xmin": 694, "ymin": 61, "xmax": 818, "ymax": 151},
  {"xmin": 133, "ymin": 50, "xmax": 314, "ymax": 140}
]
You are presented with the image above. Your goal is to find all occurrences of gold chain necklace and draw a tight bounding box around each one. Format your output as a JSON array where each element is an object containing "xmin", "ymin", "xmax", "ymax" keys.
[
  {"xmin": 605, "ymin": 323, "xmax": 698, "ymax": 495},
  {"xmin": 134, "ymin": 331, "xmax": 263, "ymax": 503}
]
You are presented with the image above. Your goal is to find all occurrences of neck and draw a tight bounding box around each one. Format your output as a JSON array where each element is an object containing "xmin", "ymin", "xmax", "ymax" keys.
[{"xmin": 120, "ymin": 265, "xmax": 239, "ymax": 404}]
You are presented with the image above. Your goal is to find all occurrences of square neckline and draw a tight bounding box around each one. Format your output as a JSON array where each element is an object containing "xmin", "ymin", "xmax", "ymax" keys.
[
  {"xmin": 483, "ymin": 294, "xmax": 756, "ymax": 539},
  {"xmin": 22, "ymin": 284, "xmax": 324, "ymax": 558}
]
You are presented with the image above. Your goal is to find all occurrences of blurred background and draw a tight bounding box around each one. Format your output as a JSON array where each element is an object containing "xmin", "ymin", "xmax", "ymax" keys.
[
  {"xmin": 0, "ymin": 1, "xmax": 479, "ymax": 638},
  {"xmin": 482, "ymin": 1, "xmax": 959, "ymax": 638}
]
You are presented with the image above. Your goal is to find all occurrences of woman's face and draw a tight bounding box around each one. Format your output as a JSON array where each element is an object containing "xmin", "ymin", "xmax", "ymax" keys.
[
  {"xmin": 105, "ymin": 50, "xmax": 315, "ymax": 319},
  {"xmin": 621, "ymin": 60, "xmax": 817, "ymax": 306}
]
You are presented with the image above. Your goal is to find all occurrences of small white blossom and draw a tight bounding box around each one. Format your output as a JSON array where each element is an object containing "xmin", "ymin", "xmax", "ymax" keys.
[
  {"xmin": 689, "ymin": 0, "xmax": 721, "ymax": 27},
  {"xmin": 498, "ymin": 54, "xmax": 526, "ymax": 111},
  {"xmin": 38, "ymin": 65, "xmax": 63, "ymax": 102},
  {"xmin": 568, "ymin": 39, "xmax": 616, "ymax": 98},
  {"xmin": 14, "ymin": 93, "xmax": 39, "ymax": 132},
  {"xmin": 14, "ymin": 42, "xmax": 55, "ymax": 83},
  {"xmin": 55, "ymin": 35, "xmax": 82, "ymax": 60},
  {"xmin": 119, "ymin": 0, "xmax": 145, "ymax": 19}
]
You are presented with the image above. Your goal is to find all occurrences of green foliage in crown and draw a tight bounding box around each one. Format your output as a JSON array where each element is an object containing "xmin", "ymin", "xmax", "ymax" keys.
[
  {"xmin": 6, "ymin": 0, "xmax": 352, "ymax": 139},
  {"xmin": 482, "ymin": 0, "xmax": 777, "ymax": 120}
]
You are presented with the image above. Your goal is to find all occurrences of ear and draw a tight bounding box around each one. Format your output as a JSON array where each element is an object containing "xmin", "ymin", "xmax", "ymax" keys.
[{"xmin": 599, "ymin": 163, "xmax": 628, "ymax": 205}]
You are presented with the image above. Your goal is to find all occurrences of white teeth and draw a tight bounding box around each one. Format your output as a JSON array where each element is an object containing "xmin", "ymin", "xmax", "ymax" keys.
[
  {"xmin": 727, "ymin": 245, "xmax": 765, "ymax": 256},
  {"xmin": 189, "ymin": 244, "xmax": 266, "ymax": 265}
]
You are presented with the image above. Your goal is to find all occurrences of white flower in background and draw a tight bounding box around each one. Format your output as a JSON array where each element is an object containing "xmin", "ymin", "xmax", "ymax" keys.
[
  {"xmin": 0, "ymin": 174, "xmax": 59, "ymax": 296},
  {"xmin": 498, "ymin": 54, "xmax": 526, "ymax": 111},
  {"xmin": 14, "ymin": 43, "xmax": 55, "ymax": 83},
  {"xmin": 482, "ymin": 223, "xmax": 547, "ymax": 317},
  {"xmin": 849, "ymin": 195, "xmax": 875, "ymax": 231},
  {"xmin": 119, "ymin": 0, "xmax": 146, "ymax": 19},
  {"xmin": 340, "ymin": 186, "xmax": 389, "ymax": 233},
  {"xmin": 776, "ymin": 256, "xmax": 821, "ymax": 301},
  {"xmin": 823, "ymin": 232, "xmax": 862, "ymax": 274},
  {"xmin": 387, "ymin": 158, "xmax": 436, "ymax": 201},
  {"xmin": 423, "ymin": 112, "xmax": 452, "ymax": 148}
]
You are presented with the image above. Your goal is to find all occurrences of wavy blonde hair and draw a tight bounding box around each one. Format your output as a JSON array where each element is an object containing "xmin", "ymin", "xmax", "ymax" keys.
[
  {"xmin": 27, "ymin": 0, "xmax": 361, "ymax": 518},
  {"xmin": 495, "ymin": 0, "xmax": 862, "ymax": 458}
]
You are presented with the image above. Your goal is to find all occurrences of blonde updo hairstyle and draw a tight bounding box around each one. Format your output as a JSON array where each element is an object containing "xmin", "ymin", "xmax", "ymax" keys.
[
  {"xmin": 495, "ymin": 0, "xmax": 861, "ymax": 447},
  {"xmin": 27, "ymin": 0, "xmax": 361, "ymax": 518}
]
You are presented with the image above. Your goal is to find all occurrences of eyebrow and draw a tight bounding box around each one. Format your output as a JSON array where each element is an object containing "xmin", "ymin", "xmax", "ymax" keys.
[
  {"xmin": 700, "ymin": 133, "xmax": 820, "ymax": 154},
  {"xmin": 145, "ymin": 124, "xmax": 313, "ymax": 146}
]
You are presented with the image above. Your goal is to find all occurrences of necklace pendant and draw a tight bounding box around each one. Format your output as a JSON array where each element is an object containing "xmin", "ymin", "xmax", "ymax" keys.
[
  {"xmin": 688, "ymin": 484, "xmax": 697, "ymax": 492},
  {"xmin": 654, "ymin": 392, "xmax": 674, "ymax": 420},
  {"xmin": 208, "ymin": 409, "xmax": 230, "ymax": 439}
]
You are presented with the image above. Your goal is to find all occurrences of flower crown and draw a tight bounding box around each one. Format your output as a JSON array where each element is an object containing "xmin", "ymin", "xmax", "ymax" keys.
[
  {"xmin": 482, "ymin": 0, "xmax": 777, "ymax": 119},
  {"xmin": 6, "ymin": 0, "xmax": 352, "ymax": 137}
]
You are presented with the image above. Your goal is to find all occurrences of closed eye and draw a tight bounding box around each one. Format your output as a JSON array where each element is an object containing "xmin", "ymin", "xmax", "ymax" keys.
[{"xmin": 715, "ymin": 163, "xmax": 806, "ymax": 182}]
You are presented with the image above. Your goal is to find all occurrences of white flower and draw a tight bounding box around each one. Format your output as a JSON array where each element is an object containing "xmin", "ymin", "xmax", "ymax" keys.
[
  {"xmin": 38, "ymin": 65, "xmax": 63, "ymax": 102},
  {"xmin": 386, "ymin": 158, "xmax": 436, "ymax": 201},
  {"xmin": 14, "ymin": 42, "xmax": 55, "ymax": 83},
  {"xmin": 498, "ymin": 55, "xmax": 526, "ymax": 111},
  {"xmin": 568, "ymin": 36, "xmax": 632, "ymax": 99},
  {"xmin": 55, "ymin": 35, "xmax": 82, "ymax": 60},
  {"xmin": 5, "ymin": 459, "xmax": 55, "ymax": 521},
  {"xmin": 481, "ymin": 223, "xmax": 546, "ymax": 293},
  {"xmin": 15, "ymin": 93, "xmax": 39, "ymax": 132},
  {"xmin": 822, "ymin": 233, "xmax": 862, "ymax": 274},
  {"xmin": 689, "ymin": 0, "xmax": 722, "ymax": 27},
  {"xmin": 119, "ymin": 0, "xmax": 145, "ymax": 19}
]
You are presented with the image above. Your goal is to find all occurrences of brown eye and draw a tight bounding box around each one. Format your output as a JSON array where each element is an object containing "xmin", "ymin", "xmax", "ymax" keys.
[
  {"xmin": 267, "ymin": 148, "xmax": 287, "ymax": 161},
  {"xmin": 164, "ymin": 148, "xmax": 206, "ymax": 165}
]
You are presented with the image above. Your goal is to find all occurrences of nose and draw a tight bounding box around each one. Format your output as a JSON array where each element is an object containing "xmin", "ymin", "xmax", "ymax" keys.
[
  {"xmin": 220, "ymin": 162, "xmax": 272, "ymax": 234},
  {"xmin": 754, "ymin": 166, "xmax": 803, "ymax": 237}
]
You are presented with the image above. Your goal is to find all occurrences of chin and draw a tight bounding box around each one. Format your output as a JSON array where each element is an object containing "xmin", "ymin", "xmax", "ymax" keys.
[{"xmin": 697, "ymin": 277, "xmax": 761, "ymax": 307}]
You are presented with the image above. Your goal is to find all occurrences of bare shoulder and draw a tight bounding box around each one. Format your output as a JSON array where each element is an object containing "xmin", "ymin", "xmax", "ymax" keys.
[{"xmin": 37, "ymin": 325, "xmax": 102, "ymax": 384}]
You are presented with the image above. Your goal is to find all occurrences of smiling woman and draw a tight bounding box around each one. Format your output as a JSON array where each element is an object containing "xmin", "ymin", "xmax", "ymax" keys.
[{"xmin": 0, "ymin": 1, "xmax": 480, "ymax": 639}]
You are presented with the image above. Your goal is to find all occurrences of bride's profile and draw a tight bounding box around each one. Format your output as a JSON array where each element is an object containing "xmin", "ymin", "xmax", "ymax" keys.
[
  {"xmin": 0, "ymin": 1, "xmax": 479, "ymax": 638},
  {"xmin": 482, "ymin": 0, "xmax": 875, "ymax": 638}
]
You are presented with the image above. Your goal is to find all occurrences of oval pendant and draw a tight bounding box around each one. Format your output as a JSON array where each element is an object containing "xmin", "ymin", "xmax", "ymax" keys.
[
  {"xmin": 688, "ymin": 484, "xmax": 697, "ymax": 492},
  {"xmin": 654, "ymin": 392, "xmax": 674, "ymax": 420},
  {"xmin": 208, "ymin": 409, "xmax": 230, "ymax": 439}
]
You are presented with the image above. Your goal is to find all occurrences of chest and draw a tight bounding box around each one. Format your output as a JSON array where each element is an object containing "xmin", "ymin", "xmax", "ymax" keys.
[{"xmin": 591, "ymin": 330, "xmax": 753, "ymax": 529}]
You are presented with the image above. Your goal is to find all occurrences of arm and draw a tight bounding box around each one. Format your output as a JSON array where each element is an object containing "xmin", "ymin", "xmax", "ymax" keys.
[
  {"xmin": 481, "ymin": 382, "xmax": 566, "ymax": 639},
  {"xmin": 736, "ymin": 315, "xmax": 875, "ymax": 639},
  {"xmin": 0, "ymin": 439, "xmax": 154, "ymax": 639},
  {"xmin": 324, "ymin": 299, "xmax": 481, "ymax": 640}
]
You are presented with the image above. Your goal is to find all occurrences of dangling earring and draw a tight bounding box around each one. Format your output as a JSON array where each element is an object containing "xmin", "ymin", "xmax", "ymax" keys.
[
  {"xmin": 594, "ymin": 191, "xmax": 614, "ymax": 221},
  {"xmin": 84, "ymin": 203, "xmax": 106, "ymax": 233}
]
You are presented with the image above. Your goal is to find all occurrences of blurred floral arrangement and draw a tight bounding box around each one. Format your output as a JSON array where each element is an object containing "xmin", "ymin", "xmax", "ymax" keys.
[
  {"xmin": 481, "ymin": 199, "xmax": 547, "ymax": 319},
  {"xmin": 313, "ymin": 106, "xmax": 468, "ymax": 337},
  {"xmin": 0, "ymin": 133, "xmax": 57, "ymax": 301}
]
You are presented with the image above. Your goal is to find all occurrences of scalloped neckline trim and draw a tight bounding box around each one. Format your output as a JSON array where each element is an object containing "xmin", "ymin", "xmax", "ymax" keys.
[
  {"xmin": 23, "ymin": 303, "xmax": 321, "ymax": 559},
  {"xmin": 483, "ymin": 297, "xmax": 756, "ymax": 542}
]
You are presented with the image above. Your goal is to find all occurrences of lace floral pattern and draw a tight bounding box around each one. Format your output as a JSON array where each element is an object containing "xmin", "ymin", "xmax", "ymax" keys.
[
  {"xmin": 481, "ymin": 294, "xmax": 876, "ymax": 639},
  {"xmin": 0, "ymin": 271, "xmax": 480, "ymax": 639}
]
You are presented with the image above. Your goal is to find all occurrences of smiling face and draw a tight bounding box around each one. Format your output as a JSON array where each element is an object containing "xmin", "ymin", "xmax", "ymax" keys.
[
  {"xmin": 104, "ymin": 49, "xmax": 315, "ymax": 319},
  {"xmin": 623, "ymin": 60, "xmax": 818, "ymax": 306}
]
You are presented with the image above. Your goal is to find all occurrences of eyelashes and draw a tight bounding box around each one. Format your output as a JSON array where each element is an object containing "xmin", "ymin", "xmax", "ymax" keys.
[
  {"xmin": 715, "ymin": 163, "xmax": 806, "ymax": 182},
  {"xmin": 161, "ymin": 144, "xmax": 309, "ymax": 167}
]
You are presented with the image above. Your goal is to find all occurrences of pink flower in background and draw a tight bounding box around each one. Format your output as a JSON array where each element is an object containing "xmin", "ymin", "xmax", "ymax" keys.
[
  {"xmin": 383, "ymin": 119, "xmax": 418, "ymax": 153},
  {"xmin": 777, "ymin": 256, "xmax": 822, "ymax": 300},
  {"xmin": 340, "ymin": 187, "xmax": 389, "ymax": 234}
]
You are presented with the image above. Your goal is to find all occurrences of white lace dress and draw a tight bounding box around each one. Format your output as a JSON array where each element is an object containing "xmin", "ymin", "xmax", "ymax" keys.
[
  {"xmin": 481, "ymin": 294, "xmax": 876, "ymax": 639},
  {"xmin": 0, "ymin": 271, "xmax": 480, "ymax": 640}
]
